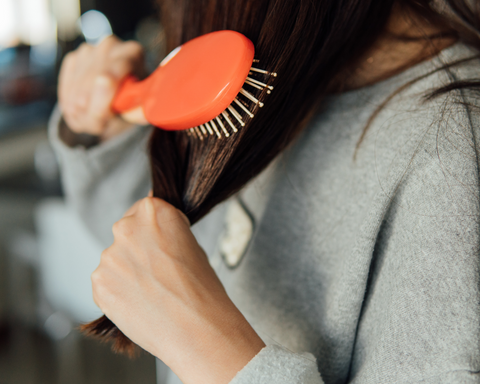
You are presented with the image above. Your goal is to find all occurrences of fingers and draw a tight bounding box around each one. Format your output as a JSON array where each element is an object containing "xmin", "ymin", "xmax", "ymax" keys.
[
  {"xmin": 147, "ymin": 198, "xmax": 191, "ymax": 230},
  {"xmin": 57, "ymin": 37, "xmax": 145, "ymax": 138},
  {"xmin": 112, "ymin": 216, "xmax": 136, "ymax": 239},
  {"xmin": 109, "ymin": 40, "xmax": 145, "ymax": 79},
  {"xmin": 57, "ymin": 52, "xmax": 76, "ymax": 107},
  {"xmin": 122, "ymin": 200, "xmax": 141, "ymax": 218},
  {"xmin": 121, "ymin": 197, "xmax": 190, "ymax": 229},
  {"xmin": 86, "ymin": 75, "xmax": 117, "ymax": 133}
]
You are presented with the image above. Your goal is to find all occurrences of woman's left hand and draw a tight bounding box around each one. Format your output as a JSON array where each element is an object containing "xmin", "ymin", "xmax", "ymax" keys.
[{"xmin": 91, "ymin": 197, "xmax": 265, "ymax": 384}]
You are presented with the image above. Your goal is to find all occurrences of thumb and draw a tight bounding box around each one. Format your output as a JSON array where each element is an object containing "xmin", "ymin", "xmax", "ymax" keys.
[{"xmin": 89, "ymin": 75, "xmax": 117, "ymax": 123}]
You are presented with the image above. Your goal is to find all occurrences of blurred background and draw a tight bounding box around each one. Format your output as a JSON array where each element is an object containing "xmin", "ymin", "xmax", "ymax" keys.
[{"xmin": 0, "ymin": 0, "xmax": 167, "ymax": 382}]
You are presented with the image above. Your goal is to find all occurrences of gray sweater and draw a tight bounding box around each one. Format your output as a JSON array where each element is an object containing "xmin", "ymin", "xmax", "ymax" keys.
[{"xmin": 50, "ymin": 43, "xmax": 480, "ymax": 383}]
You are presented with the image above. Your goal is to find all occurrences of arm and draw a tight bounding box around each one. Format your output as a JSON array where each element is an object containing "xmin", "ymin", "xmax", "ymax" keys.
[
  {"xmin": 89, "ymin": 97, "xmax": 480, "ymax": 384},
  {"xmin": 49, "ymin": 107, "xmax": 152, "ymax": 247},
  {"xmin": 50, "ymin": 36, "xmax": 152, "ymax": 247}
]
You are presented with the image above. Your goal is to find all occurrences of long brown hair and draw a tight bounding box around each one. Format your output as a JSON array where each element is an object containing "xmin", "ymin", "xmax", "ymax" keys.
[{"xmin": 83, "ymin": 0, "xmax": 480, "ymax": 356}]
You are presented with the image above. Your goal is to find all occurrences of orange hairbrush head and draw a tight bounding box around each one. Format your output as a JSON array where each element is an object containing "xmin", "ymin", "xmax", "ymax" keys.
[{"xmin": 112, "ymin": 30, "xmax": 276, "ymax": 139}]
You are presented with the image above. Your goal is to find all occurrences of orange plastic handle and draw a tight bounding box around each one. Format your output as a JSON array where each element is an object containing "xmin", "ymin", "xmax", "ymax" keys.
[{"xmin": 112, "ymin": 30, "xmax": 255, "ymax": 131}]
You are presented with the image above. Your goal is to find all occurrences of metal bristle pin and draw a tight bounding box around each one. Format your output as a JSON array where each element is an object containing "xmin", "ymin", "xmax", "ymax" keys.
[{"xmin": 188, "ymin": 61, "xmax": 277, "ymax": 140}]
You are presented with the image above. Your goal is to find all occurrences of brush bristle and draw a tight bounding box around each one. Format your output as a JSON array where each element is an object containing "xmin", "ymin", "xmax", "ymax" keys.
[{"xmin": 187, "ymin": 62, "xmax": 276, "ymax": 139}]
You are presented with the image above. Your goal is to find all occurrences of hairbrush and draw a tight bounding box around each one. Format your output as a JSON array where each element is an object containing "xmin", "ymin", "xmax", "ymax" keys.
[{"xmin": 111, "ymin": 30, "xmax": 276, "ymax": 139}]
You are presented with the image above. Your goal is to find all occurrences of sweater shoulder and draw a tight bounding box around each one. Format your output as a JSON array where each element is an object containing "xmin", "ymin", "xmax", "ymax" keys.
[{"xmin": 366, "ymin": 45, "xmax": 480, "ymax": 195}]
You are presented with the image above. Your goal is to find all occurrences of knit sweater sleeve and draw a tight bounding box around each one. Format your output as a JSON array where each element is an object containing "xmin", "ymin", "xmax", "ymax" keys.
[
  {"xmin": 48, "ymin": 106, "xmax": 152, "ymax": 247},
  {"xmin": 229, "ymin": 345, "xmax": 324, "ymax": 384}
]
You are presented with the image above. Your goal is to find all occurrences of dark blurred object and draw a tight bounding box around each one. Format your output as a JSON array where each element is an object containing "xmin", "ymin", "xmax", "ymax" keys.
[
  {"xmin": 135, "ymin": 16, "xmax": 165, "ymax": 72},
  {"xmin": 82, "ymin": 0, "xmax": 157, "ymax": 39},
  {"xmin": 3, "ymin": 76, "xmax": 46, "ymax": 106}
]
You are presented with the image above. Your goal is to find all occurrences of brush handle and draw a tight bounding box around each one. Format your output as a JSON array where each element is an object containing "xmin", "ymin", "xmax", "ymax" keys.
[{"xmin": 112, "ymin": 75, "xmax": 150, "ymax": 114}]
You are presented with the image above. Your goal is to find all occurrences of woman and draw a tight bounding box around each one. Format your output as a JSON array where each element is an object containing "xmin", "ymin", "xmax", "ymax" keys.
[{"xmin": 51, "ymin": 0, "xmax": 480, "ymax": 383}]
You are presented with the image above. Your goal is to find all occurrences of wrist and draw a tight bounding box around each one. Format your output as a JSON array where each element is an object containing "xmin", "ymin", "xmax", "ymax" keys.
[
  {"xmin": 58, "ymin": 115, "xmax": 136, "ymax": 148},
  {"xmin": 59, "ymin": 117, "xmax": 100, "ymax": 148},
  {"xmin": 99, "ymin": 117, "xmax": 136, "ymax": 142},
  {"xmin": 165, "ymin": 304, "xmax": 266, "ymax": 384}
]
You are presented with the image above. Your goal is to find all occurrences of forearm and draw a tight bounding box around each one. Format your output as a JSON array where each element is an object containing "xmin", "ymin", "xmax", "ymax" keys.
[{"xmin": 49, "ymin": 106, "xmax": 152, "ymax": 246}]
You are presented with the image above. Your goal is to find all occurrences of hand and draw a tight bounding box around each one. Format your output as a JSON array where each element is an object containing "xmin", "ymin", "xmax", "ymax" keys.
[
  {"xmin": 58, "ymin": 36, "xmax": 147, "ymax": 142},
  {"xmin": 91, "ymin": 197, "xmax": 265, "ymax": 384}
]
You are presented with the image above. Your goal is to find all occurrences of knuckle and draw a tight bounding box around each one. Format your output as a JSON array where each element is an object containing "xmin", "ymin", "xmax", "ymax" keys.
[
  {"xmin": 143, "ymin": 196, "xmax": 157, "ymax": 209},
  {"xmin": 148, "ymin": 195, "xmax": 170, "ymax": 212},
  {"xmin": 110, "ymin": 60, "xmax": 132, "ymax": 77},
  {"xmin": 91, "ymin": 268, "xmax": 102, "ymax": 285},
  {"xmin": 139, "ymin": 197, "xmax": 158, "ymax": 222},
  {"xmin": 165, "ymin": 205, "xmax": 181, "ymax": 221},
  {"xmin": 95, "ymin": 73, "xmax": 115, "ymax": 86},
  {"xmin": 124, "ymin": 40, "xmax": 144, "ymax": 55},
  {"xmin": 177, "ymin": 209, "xmax": 191, "ymax": 226},
  {"xmin": 78, "ymin": 42, "xmax": 92, "ymax": 54},
  {"xmin": 91, "ymin": 271, "xmax": 106, "ymax": 307},
  {"xmin": 153, "ymin": 198, "xmax": 182, "ymax": 222},
  {"xmin": 112, "ymin": 218, "xmax": 132, "ymax": 238},
  {"xmin": 97, "ymin": 36, "xmax": 120, "ymax": 55},
  {"xmin": 161, "ymin": 200, "xmax": 180, "ymax": 216},
  {"xmin": 99, "ymin": 248, "xmax": 113, "ymax": 264},
  {"xmin": 103, "ymin": 35, "xmax": 120, "ymax": 45},
  {"xmin": 62, "ymin": 52, "xmax": 76, "ymax": 67}
]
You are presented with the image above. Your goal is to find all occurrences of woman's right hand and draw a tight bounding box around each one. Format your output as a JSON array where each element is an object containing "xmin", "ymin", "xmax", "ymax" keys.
[{"xmin": 58, "ymin": 36, "xmax": 147, "ymax": 142}]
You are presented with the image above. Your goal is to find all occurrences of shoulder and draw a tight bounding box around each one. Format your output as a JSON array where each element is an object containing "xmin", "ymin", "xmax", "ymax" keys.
[
  {"xmin": 364, "ymin": 44, "xmax": 480, "ymax": 202},
  {"xmin": 354, "ymin": 44, "xmax": 480, "ymax": 250}
]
